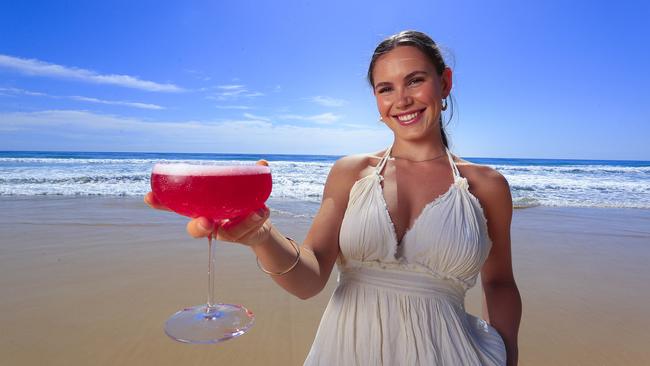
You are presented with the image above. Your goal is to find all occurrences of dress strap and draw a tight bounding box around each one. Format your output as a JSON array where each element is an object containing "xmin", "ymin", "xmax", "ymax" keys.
[
  {"xmin": 446, "ymin": 148, "xmax": 461, "ymax": 180},
  {"xmin": 375, "ymin": 145, "xmax": 393, "ymax": 176}
]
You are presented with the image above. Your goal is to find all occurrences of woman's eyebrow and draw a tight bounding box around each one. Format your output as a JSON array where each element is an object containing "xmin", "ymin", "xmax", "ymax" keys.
[{"xmin": 403, "ymin": 70, "xmax": 429, "ymax": 79}]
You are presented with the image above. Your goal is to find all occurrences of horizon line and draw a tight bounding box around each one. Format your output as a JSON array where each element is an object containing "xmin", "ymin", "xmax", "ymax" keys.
[{"xmin": 1, "ymin": 149, "xmax": 648, "ymax": 163}]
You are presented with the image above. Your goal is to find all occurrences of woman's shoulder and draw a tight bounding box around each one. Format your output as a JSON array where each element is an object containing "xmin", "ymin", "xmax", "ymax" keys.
[
  {"xmin": 329, "ymin": 149, "xmax": 387, "ymax": 181},
  {"xmin": 320, "ymin": 149, "xmax": 387, "ymax": 201},
  {"xmin": 454, "ymin": 158, "xmax": 506, "ymax": 185},
  {"xmin": 453, "ymin": 157, "xmax": 511, "ymax": 207}
]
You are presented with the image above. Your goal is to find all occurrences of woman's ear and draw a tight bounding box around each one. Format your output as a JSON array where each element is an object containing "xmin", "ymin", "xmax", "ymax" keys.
[{"xmin": 441, "ymin": 67, "xmax": 453, "ymax": 98}]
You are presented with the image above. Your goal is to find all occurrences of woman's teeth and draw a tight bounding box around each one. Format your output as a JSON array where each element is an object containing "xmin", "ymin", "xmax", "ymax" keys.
[
  {"xmin": 398, "ymin": 112, "xmax": 418, "ymax": 121},
  {"xmin": 397, "ymin": 111, "xmax": 420, "ymax": 123}
]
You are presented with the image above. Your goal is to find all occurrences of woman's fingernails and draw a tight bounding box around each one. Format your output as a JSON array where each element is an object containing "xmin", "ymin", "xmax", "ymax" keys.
[
  {"xmin": 248, "ymin": 208, "xmax": 263, "ymax": 222},
  {"xmin": 221, "ymin": 219, "xmax": 232, "ymax": 230},
  {"xmin": 253, "ymin": 208, "xmax": 266, "ymax": 221},
  {"xmin": 198, "ymin": 219, "xmax": 212, "ymax": 232}
]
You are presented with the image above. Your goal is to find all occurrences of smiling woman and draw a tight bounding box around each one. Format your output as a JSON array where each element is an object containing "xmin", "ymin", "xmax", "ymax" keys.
[
  {"xmin": 372, "ymin": 45, "xmax": 452, "ymax": 146},
  {"xmin": 301, "ymin": 31, "xmax": 519, "ymax": 366},
  {"xmin": 146, "ymin": 30, "xmax": 522, "ymax": 366},
  {"xmin": 368, "ymin": 31, "xmax": 454, "ymax": 149}
]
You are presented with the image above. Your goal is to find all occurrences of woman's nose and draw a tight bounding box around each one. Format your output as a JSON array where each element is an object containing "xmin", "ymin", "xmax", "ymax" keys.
[{"xmin": 395, "ymin": 89, "xmax": 413, "ymax": 109}]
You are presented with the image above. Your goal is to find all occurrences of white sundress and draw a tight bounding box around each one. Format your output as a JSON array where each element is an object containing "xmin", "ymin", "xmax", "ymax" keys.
[{"xmin": 304, "ymin": 147, "xmax": 506, "ymax": 365}]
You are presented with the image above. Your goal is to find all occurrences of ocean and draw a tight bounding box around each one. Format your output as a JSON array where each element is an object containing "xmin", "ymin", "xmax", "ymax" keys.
[{"xmin": 1, "ymin": 151, "xmax": 649, "ymax": 213}]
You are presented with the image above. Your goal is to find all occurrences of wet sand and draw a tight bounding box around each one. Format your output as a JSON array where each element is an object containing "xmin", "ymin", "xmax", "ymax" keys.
[{"xmin": 0, "ymin": 196, "xmax": 649, "ymax": 365}]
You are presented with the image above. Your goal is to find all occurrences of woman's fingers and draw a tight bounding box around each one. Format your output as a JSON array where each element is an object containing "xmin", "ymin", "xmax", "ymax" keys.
[
  {"xmin": 187, "ymin": 217, "xmax": 214, "ymax": 238},
  {"xmin": 144, "ymin": 192, "xmax": 171, "ymax": 211},
  {"xmin": 217, "ymin": 206, "xmax": 270, "ymax": 244}
]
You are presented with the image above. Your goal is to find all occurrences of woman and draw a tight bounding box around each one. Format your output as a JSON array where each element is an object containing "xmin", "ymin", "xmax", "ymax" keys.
[{"xmin": 146, "ymin": 30, "xmax": 521, "ymax": 365}]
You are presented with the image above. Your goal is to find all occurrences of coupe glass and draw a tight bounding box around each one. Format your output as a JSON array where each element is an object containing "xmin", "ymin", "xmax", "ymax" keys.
[{"xmin": 151, "ymin": 163, "xmax": 272, "ymax": 344}]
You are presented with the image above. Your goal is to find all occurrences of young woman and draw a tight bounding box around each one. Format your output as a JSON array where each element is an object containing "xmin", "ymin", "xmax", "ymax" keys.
[{"xmin": 147, "ymin": 30, "xmax": 521, "ymax": 365}]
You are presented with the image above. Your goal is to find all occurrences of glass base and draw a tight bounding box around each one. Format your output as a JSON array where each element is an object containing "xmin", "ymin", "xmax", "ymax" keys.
[{"xmin": 164, "ymin": 303, "xmax": 254, "ymax": 344}]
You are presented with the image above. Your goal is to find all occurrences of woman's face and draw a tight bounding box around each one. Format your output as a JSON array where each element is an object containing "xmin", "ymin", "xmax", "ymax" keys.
[{"xmin": 372, "ymin": 45, "xmax": 452, "ymax": 142}]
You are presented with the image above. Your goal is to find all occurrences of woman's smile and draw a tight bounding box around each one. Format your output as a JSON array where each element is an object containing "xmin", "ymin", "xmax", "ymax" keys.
[{"xmin": 393, "ymin": 108, "xmax": 426, "ymax": 126}]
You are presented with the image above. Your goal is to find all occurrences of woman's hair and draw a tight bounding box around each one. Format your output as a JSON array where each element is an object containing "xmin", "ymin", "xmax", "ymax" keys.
[{"xmin": 367, "ymin": 30, "xmax": 453, "ymax": 148}]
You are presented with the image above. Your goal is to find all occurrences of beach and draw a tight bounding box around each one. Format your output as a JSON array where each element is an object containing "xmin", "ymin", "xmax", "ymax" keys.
[{"xmin": 1, "ymin": 196, "xmax": 649, "ymax": 365}]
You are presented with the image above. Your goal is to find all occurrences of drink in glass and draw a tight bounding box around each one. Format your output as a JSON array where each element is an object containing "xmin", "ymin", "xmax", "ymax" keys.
[{"xmin": 151, "ymin": 163, "xmax": 272, "ymax": 344}]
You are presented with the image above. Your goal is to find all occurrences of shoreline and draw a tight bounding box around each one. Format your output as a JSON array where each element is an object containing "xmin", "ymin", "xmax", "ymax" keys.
[{"xmin": 1, "ymin": 196, "xmax": 649, "ymax": 365}]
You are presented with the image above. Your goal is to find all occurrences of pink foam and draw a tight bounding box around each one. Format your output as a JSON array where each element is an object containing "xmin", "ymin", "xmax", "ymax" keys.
[{"xmin": 152, "ymin": 163, "xmax": 270, "ymax": 176}]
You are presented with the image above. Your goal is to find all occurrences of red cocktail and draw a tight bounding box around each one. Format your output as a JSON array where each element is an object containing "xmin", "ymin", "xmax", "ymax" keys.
[
  {"xmin": 152, "ymin": 164, "xmax": 272, "ymax": 221},
  {"xmin": 151, "ymin": 163, "xmax": 272, "ymax": 344}
]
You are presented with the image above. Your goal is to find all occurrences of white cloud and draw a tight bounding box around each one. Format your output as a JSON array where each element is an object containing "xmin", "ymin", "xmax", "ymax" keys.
[
  {"xmin": 279, "ymin": 112, "xmax": 341, "ymax": 124},
  {"xmin": 0, "ymin": 86, "xmax": 164, "ymax": 110},
  {"xmin": 0, "ymin": 110, "xmax": 391, "ymax": 154},
  {"xmin": 307, "ymin": 96, "xmax": 348, "ymax": 107},
  {"xmin": 208, "ymin": 84, "xmax": 265, "ymax": 100},
  {"xmin": 243, "ymin": 113, "xmax": 271, "ymax": 122},
  {"xmin": 0, "ymin": 86, "xmax": 47, "ymax": 97},
  {"xmin": 342, "ymin": 123, "xmax": 375, "ymax": 129},
  {"xmin": 69, "ymin": 96, "xmax": 164, "ymax": 110},
  {"xmin": 217, "ymin": 84, "xmax": 245, "ymax": 90},
  {"xmin": 0, "ymin": 54, "xmax": 184, "ymax": 92},
  {"xmin": 215, "ymin": 105, "xmax": 252, "ymax": 110},
  {"xmin": 218, "ymin": 90, "xmax": 246, "ymax": 98}
]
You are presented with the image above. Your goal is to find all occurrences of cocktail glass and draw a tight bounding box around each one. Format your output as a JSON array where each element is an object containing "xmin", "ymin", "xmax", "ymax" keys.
[{"xmin": 151, "ymin": 163, "xmax": 272, "ymax": 344}]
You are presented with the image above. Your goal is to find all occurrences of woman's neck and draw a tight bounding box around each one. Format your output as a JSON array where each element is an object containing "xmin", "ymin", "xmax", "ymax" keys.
[{"xmin": 390, "ymin": 138, "xmax": 447, "ymax": 162}]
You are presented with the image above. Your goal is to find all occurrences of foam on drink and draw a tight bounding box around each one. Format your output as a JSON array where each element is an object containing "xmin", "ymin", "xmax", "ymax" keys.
[{"xmin": 153, "ymin": 163, "xmax": 270, "ymax": 176}]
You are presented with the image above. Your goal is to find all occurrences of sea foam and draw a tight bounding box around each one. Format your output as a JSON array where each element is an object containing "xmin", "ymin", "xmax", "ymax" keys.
[{"xmin": 1, "ymin": 152, "xmax": 649, "ymax": 210}]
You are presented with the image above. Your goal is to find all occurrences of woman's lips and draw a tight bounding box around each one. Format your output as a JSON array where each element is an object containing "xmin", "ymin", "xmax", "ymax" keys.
[{"xmin": 393, "ymin": 108, "xmax": 425, "ymax": 126}]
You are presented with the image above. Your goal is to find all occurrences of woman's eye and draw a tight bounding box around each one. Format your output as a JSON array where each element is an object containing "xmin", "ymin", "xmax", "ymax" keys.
[
  {"xmin": 409, "ymin": 77, "xmax": 424, "ymax": 86},
  {"xmin": 378, "ymin": 87, "xmax": 392, "ymax": 94}
]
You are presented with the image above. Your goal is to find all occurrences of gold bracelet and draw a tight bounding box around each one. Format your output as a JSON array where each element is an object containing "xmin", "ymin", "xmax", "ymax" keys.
[{"xmin": 256, "ymin": 237, "xmax": 301, "ymax": 276}]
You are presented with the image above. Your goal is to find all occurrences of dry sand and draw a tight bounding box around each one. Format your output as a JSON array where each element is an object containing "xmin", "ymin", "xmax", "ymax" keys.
[{"xmin": 1, "ymin": 196, "xmax": 649, "ymax": 365}]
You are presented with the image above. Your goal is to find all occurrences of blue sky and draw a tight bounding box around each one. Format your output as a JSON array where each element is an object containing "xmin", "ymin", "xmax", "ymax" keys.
[{"xmin": 0, "ymin": 0, "xmax": 648, "ymax": 160}]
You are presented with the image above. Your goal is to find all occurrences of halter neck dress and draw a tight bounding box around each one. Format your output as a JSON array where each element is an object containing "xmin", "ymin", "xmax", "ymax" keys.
[{"xmin": 304, "ymin": 147, "xmax": 506, "ymax": 365}]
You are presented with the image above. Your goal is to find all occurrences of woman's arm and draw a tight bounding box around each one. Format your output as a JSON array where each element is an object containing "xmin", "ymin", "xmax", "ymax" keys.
[
  {"xmin": 250, "ymin": 156, "xmax": 362, "ymax": 299},
  {"xmin": 472, "ymin": 168, "xmax": 522, "ymax": 366},
  {"xmin": 187, "ymin": 156, "xmax": 364, "ymax": 300}
]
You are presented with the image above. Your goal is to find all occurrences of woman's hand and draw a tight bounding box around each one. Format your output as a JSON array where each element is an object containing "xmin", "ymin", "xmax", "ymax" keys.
[{"xmin": 144, "ymin": 160, "xmax": 273, "ymax": 247}]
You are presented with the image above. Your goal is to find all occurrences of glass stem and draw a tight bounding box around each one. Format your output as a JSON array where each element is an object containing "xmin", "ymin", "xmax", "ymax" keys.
[{"xmin": 207, "ymin": 229, "xmax": 216, "ymax": 312}]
